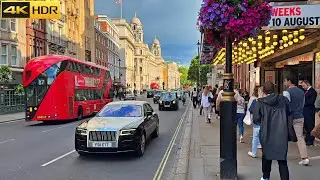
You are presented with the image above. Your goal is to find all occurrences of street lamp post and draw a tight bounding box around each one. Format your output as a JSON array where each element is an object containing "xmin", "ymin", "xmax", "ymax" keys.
[
  {"xmin": 220, "ymin": 36, "xmax": 237, "ymax": 179},
  {"xmin": 31, "ymin": 21, "xmax": 38, "ymax": 57},
  {"xmin": 197, "ymin": 40, "xmax": 201, "ymax": 87}
]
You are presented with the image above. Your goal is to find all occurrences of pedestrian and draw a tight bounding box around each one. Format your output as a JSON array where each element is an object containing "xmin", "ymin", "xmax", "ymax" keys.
[
  {"xmin": 247, "ymin": 86, "xmax": 262, "ymax": 158},
  {"xmin": 214, "ymin": 86, "xmax": 223, "ymax": 120},
  {"xmin": 283, "ymin": 76, "xmax": 309, "ymax": 165},
  {"xmin": 199, "ymin": 86, "xmax": 205, "ymax": 115},
  {"xmin": 252, "ymin": 82, "xmax": 290, "ymax": 180},
  {"xmin": 200, "ymin": 85, "xmax": 213, "ymax": 123},
  {"xmin": 301, "ymin": 80, "xmax": 317, "ymax": 146},
  {"xmin": 236, "ymin": 89, "xmax": 246, "ymax": 143},
  {"xmin": 191, "ymin": 87, "xmax": 198, "ymax": 108}
]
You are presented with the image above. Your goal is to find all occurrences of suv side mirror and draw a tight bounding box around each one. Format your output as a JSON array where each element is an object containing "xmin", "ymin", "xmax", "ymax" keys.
[{"xmin": 146, "ymin": 111, "xmax": 153, "ymax": 116}]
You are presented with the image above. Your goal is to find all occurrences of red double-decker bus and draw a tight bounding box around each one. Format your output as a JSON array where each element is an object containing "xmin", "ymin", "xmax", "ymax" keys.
[{"xmin": 23, "ymin": 55, "xmax": 114, "ymax": 122}]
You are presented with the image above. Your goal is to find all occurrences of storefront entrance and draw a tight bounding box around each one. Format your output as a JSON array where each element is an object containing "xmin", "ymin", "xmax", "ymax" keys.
[{"xmin": 277, "ymin": 62, "xmax": 313, "ymax": 93}]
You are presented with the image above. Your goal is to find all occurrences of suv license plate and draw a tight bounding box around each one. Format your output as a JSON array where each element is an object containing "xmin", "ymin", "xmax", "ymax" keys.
[
  {"xmin": 92, "ymin": 142, "xmax": 112, "ymax": 148},
  {"xmin": 164, "ymin": 105, "xmax": 170, "ymax": 107}
]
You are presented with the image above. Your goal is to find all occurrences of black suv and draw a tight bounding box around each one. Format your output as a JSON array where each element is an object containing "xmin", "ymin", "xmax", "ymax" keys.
[
  {"xmin": 159, "ymin": 92, "xmax": 179, "ymax": 111},
  {"xmin": 147, "ymin": 90, "xmax": 154, "ymax": 98},
  {"xmin": 153, "ymin": 90, "xmax": 163, "ymax": 103}
]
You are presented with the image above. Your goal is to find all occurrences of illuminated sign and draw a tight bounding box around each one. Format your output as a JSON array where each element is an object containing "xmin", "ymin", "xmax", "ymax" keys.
[
  {"xmin": 1, "ymin": 1, "xmax": 61, "ymax": 19},
  {"xmin": 266, "ymin": 4, "xmax": 320, "ymax": 30}
]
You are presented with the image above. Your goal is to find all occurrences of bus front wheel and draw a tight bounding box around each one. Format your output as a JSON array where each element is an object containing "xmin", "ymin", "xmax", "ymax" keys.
[{"xmin": 77, "ymin": 107, "xmax": 83, "ymax": 120}]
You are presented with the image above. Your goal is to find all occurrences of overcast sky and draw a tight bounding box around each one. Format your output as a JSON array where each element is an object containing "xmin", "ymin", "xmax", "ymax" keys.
[{"xmin": 94, "ymin": 0, "xmax": 201, "ymax": 66}]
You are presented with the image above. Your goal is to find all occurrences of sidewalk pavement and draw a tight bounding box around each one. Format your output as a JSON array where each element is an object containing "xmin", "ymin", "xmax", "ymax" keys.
[
  {"xmin": 188, "ymin": 108, "xmax": 320, "ymax": 180},
  {"xmin": 0, "ymin": 112, "xmax": 25, "ymax": 123}
]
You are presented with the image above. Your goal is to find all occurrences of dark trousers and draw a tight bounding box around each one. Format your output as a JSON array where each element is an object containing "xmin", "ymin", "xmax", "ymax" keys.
[
  {"xmin": 303, "ymin": 107, "xmax": 315, "ymax": 145},
  {"xmin": 262, "ymin": 157, "xmax": 289, "ymax": 180},
  {"xmin": 192, "ymin": 98, "xmax": 197, "ymax": 108}
]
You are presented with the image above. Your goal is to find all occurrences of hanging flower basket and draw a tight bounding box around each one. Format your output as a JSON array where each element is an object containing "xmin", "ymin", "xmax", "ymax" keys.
[{"xmin": 198, "ymin": 0, "xmax": 272, "ymax": 47}]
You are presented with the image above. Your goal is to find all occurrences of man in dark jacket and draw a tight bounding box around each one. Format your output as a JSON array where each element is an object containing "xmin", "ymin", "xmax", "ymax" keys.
[
  {"xmin": 301, "ymin": 80, "xmax": 317, "ymax": 146},
  {"xmin": 253, "ymin": 82, "xmax": 290, "ymax": 180}
]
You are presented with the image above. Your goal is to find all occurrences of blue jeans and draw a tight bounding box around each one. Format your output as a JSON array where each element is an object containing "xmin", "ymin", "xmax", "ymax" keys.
[
  {"xmin": 237, "ymin": 113, "xmax": 245, "ymax": 135},
  {"xmin": 251, "ymin": 124, "xmax": 261, "ymax": 155}
]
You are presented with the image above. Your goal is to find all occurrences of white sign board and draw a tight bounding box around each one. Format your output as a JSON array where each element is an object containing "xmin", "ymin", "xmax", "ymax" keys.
[{"xmin": 265, "ymin": 4, "xmax": 320, "ymax": 30}]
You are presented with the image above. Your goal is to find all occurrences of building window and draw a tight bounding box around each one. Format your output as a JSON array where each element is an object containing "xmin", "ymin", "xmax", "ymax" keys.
[
  {"xmin": 50, "ymin": 22, "xmax": 54, "ymax": 33},
  {"xmin": 140, "ymin": 50, "xmax": 143, "ymax": 55},
  {"xmin": 1, "ymin": 44, "xmax": 8, "ymax": 65},
  {"xmin": 10, "ymin": 19, "xmax": 16, "ymax": 32},
  {"xmin": 11, "ymin": 45, "xmax": 18, "ymax": 66},
  {"xmin": 58, "ymin": 26, "xmax": 62, "ymax": 43},
  {"xmin": 0, "ymin": 20, "xmax": 7, "ymax": 30}
]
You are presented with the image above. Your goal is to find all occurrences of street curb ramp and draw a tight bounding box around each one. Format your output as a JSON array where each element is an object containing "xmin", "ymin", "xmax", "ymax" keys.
[{"xmin": 172, "ymin": 106, "xmax": 192, "ymax": 180}]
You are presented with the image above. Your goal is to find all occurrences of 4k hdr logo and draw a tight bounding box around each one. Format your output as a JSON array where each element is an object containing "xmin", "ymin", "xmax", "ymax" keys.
[{"xmin": 1, "ymin": 1, "xmax": 61, "ymax": 19}]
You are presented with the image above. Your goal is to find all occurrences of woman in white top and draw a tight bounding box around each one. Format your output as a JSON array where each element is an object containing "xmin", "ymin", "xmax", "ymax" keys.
[{"xmin": 201, "ymin": 86, "xmax": 214, "ymax": 123}]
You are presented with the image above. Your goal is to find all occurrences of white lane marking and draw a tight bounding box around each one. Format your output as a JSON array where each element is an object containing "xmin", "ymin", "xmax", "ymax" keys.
[
  {"xmin": 0, "ymin": 119, "xmax": 24, "ymax": 125},
  {"xmin": 153, "ymin": 101, "xmax": 190, "ymax": 180},
  {"xmin": 41, "ymin": 150, "xmax": 76, "ymax": 167},
  {"xmin": 0, "ymin": 139, "xmax": 15, "ymax": 144},
  {"xmin": 42, "ymin": 123, "xmax": 77, "ymax": 133}
]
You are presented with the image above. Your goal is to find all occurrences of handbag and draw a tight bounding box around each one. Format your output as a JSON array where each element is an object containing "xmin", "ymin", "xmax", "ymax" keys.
[
  {"xmin": 311, "ymin": 123, "xmax": 320, "ymax": 140},
  {"xmin": 287, "ymin": 115, "xmax": 298, "ymax": 142},
  {"xmin": 243, "ymin": 110, "xmax": 252, "ymax": 125},
  {"xmin": 208, "ymin": 96, "xmax": 213, "ymax": 103}
]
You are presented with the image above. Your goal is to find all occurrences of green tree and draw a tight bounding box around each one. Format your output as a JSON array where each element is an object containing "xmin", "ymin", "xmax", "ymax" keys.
[
  {"xmin": 187, "ymin": 56, "xmax": 200, "ymax": 83},
  {"xmin": 200, "ymin": 64, "xmax": 212, "ymax": 85},
  {"xmin": 179, "ymin": 66, "xmax": 192, "ymax": 88},
  {"xmin": 0, "ymin": 66, "xmax": 13, "ymax": 83}
]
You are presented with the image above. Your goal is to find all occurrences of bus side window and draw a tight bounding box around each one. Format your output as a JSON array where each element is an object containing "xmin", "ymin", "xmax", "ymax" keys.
[
  {"xmin": 96, "ymin": 68, "xmax": 101, "ymax": 76},
  {"xmin": 58, "ymin": 60, "xmax": 68, "ymax": 75},
  {"xmin": 76, "ymin": 63, "xmax": 82, "ymax": 73}
]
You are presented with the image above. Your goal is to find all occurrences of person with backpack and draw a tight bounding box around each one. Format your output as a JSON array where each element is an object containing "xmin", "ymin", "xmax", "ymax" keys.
[{"xmin": 253, "ymin": 82, "xmax": 290, "ymax": 180}]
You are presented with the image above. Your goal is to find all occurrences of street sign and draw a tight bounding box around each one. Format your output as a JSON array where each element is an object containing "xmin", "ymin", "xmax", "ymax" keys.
[{"xmin": 202, "ymin": 44, "xmax": 214, "ymax": 53}]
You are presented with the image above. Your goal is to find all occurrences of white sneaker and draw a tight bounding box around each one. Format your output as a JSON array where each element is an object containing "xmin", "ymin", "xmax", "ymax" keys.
[
  {"xmin": 248, "ymin": 151, "xmax": 256, "ymax": 158},
  {"xmin": 261, "ymin": 178, "xmax": 269, "ymax": 180},
  {"xmin": 257, "ymin": 144, "xmax": 262, "ymax": 149},
  {"xmin": 240, "ymin": 135, "xmax": 244, "ymax": 143},
  {"xmin": 299, "ymin": 159, "xmax": 309, "ymax": 165}
]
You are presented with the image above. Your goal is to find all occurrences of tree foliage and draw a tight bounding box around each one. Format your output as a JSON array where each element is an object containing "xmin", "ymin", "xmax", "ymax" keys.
[
  {"xmin": 179, "ymin": 66, "xmax": 192, "ymax": 88},
  {"xmin": 0, "ymin": 66, "xmax": 13, "ymax": 83},
  {"xmin": 187, "ymin": 56, "xmax": 200, "ymax": 83},
  {"xmin": 187, "ymin": 56, "xmax": 212, "ymax": 86},
  {"xmin": 200, "ymin": 64, "xmax": 211, "ymax": 85}
]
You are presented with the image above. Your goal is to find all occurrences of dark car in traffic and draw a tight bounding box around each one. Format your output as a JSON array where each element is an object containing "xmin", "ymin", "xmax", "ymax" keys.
[
  {"xmin": 147, "ymin": 90, "xmax": 154, "ymax": 98},
  {"xmin": 153, "ymin": 90, "xmax": 164, "ymax": 103},
  {"xmin": 158, "ymin": 92, "xmax": 179, "ymax": 111},
  {"xmin": 75, "ymin": 101, "xmax": 159, "ymax": 157}
]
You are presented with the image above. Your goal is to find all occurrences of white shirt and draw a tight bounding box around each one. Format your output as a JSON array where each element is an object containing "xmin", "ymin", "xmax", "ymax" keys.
[
  {"xmin": 201, "ymin": 92, "xmax": 213, "ymax": 108},
  {"xmin": 217, "ymin": 89, "xmax": 241, "ymax": 101}
]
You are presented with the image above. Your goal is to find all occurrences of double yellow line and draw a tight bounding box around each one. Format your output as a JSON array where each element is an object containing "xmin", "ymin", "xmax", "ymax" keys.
[{"xmin": 153, "ymin": 101, "xmax": 190, "ymax": 180}]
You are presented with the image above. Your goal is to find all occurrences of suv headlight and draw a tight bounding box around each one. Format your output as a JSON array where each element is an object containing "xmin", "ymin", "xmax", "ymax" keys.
[
  {"xmin": 76, "ymin": 128, "xmax": 87, "ymax": 135},
  {"xmin": 120, "ymin": 129, "xmax": 136, "ymax": 136},
  {"xmin": 172, "ymin": 100, "xmax": 176, "ymax": 104},
  {"xmin": 159, "ymin": 100, "xmax": 162, "ymax": 104}
]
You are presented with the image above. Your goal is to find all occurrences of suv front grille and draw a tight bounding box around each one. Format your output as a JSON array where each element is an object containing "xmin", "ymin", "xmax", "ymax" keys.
[
  {"xmin": 89, "ymin": 131, "xmax": 117, "ymax": 141},
  {"xmin": 164, "ymin": 101, "xmax": 170, "ymax": 105}
]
